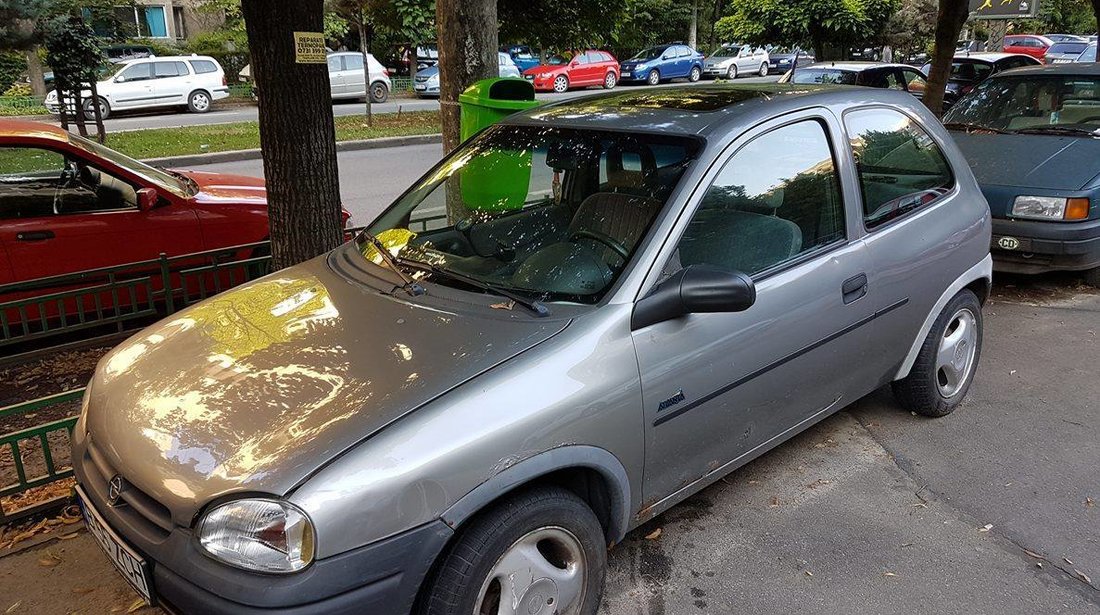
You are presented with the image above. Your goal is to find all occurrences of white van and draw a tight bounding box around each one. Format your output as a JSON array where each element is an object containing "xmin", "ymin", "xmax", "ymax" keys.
[
  {"xmin": 327, "ymin": 52, "xmax": 391, "ymax": 103},
  {"xmin": 45, "ymin": 55, "xmax": 229, "ymax": 119}
]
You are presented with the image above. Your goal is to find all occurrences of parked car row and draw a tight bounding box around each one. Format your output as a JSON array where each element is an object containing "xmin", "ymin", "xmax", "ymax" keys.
[
  {"xmin": 1003, "ymin": 33, "xmax": 1099, "ymax": 63},
  {"xmin": 415, "ymin": 53, "xmax": 521, "ymax": 97}
]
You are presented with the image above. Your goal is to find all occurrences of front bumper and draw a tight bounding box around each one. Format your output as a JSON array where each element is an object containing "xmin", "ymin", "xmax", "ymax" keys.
[
  {"xmin": 73, "ymin": 441, "xmax": 453, "ymax": 615},
  {"xmin": 702, "ymin": 65, "xmax": 729, "ymax": 76},
  {"xmin": 991, "ymin": 216, "xmax": 1100, "ymax": 274}
]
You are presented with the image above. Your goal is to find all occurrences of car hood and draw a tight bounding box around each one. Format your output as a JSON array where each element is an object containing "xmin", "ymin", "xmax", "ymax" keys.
[
  {"xmin": 177, "ymin": 169, "xmax": 268, "ymax": 204},
  {"xmin": 83, "ymin": 254, "xmax": 568, "ymax": 523},
  {"xmin": 950, "ymin": 132, "xmax": 1100, "ymax": 191}
]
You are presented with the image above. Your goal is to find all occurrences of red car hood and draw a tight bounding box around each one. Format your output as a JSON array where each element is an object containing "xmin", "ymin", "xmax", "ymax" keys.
[{"xmin": 176, "ymin": 169, "xmax": 268, "ymax": 205}]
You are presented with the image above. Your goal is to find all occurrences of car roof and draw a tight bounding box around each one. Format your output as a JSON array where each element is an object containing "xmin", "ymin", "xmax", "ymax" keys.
[
  {"xmin": 798, "ymin": 61, "xmax": 914, "ymax": 72},
  {"xmin": 953, "ymin": 52, "xmax": 1032, "ymax": 62},
  {"xmin": 119, "ymin": 55, "xmax": 219, "ymax": 65},
  {"xmin": 988, "ymin": 62, "xmax": 1100, "ymax": 77},
  {"xmin": 0, "ymin": 119, "xmax": 72, "ymax": 142},
  {"xmin": 503, "ymin": 83, "xmax": 919, "ymax": 137}
]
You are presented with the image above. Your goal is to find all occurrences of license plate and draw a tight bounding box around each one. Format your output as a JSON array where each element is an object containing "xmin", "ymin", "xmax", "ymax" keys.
[
  {"xmin": 77, "ymin": 486, "xmax": 154, "ymax": 604},
  {"xmin": 994, "ymin": 235, "xmax": 1027, "ymax": 251},
  {"xmin": 414, "ymin": 85, "xmax": 426, "ymax": 90}
]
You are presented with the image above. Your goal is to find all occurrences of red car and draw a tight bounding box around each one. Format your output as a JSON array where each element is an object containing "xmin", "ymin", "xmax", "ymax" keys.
[
  {"xmin": 0, "ymin": 119, "xmax": 348, "ymax": 286},
  {"xmin": 1002, "ymin": 35, "xmax": 1054, "ymax": 62},
  {"xmin": 523, "ymin": 50, "xmax": 620, "ymax": 93}
]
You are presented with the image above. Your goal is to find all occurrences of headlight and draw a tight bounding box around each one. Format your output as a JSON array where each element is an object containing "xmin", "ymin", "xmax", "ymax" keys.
[
  {"xmin": 1011, "ymin": 196, "xmax": 1090, "ymax": 220},
  {"xmin": 197, "ymin": 498, "xmax": 315, "ymax": 573}
]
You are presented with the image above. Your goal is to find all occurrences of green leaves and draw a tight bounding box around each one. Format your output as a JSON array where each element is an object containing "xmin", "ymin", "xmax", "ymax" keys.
[{"xmin": 722, "ymin": 0, "xmax": 899, "ymax": 54}]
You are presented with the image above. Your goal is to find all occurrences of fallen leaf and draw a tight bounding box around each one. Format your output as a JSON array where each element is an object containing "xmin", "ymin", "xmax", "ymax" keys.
[
  {"xmin": 6, "ymin": 601, "xmax": 22, "ymax": 613},
  {"xmin": 883, "ymin": 571, "xmax": 897, "ymax": 577},
  {"xmin": 805, "ymin": 570, "xmax": 813, "ymax": 576},
  {"xmin": 979, "ymin": 524, "xmax": 993, "ymax": 532},
  {"xmin": 37, "ymin": 552, "xmax": 61, "ymax": 568},
  {"xmin": 1074, "ymin": 569, "xmax": 1092, "ymax": 584},
  {"xmin": 1024, "ymin": 549, "xmax": 1044, "ymax": 559},
  {"xmin": 126, "ymin": 598, "xmax": 146, "ymax": 613},
  {"xmin": 71, "ymin": 587, "xmax": 95, "ymax": 595},
  {"xmin": 489, "ymin": 300, "xmax": 515, "ymax": 310},
  {"xmin": 58, "ymin": 532, "xmax": 79, "ymax": 540},
  {"xmin": 644, "ymin": 528, "xmax": 662, "ymax": 540},
  {"xmin": 1064, "ymin": 556, "xmax": 1075, "ymax": 566},
  {"xmin": 1086, "ymin": 497, "xmax": 1095, "ymax": 508},
  {"xmin": 1009, "ymin": 370, "xmax": 1017, "ymax": 375}
]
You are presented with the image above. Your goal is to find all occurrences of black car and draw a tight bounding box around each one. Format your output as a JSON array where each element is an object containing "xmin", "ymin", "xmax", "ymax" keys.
[
  {"xmin": 779, "ymin": 61, "xmax": 929, "ymax": 102},
  {"xmin": 766, "ymin": 48, "xmax": 814, "ymax": 74},
  {"xmin": 921, "ymin": 53, "xmax": 1040, "ymax": 106},
  {"xmin": 944, "ymin": 62, "xmax": 1100, "ymax": 285}
]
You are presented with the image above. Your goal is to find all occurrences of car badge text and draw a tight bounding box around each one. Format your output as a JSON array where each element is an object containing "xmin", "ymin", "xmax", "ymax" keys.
[{"xmin": 658, "ymin": 389, "xmax": 686, "ymax": 412}]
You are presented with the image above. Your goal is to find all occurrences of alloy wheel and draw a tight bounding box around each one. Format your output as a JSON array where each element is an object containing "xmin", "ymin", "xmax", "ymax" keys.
[
  {"xmin": 604, "ymin": 72, "xmax": 616, "ymax": 89},
  {"xmin": 553, "ymin": 75, "xmax": 568, "ymax": 93},
  {"xmin": 759, "ymin": 62, "xmax": 769, "ymax": 77},
  {"xmin": 475, "ymin": 526, "xmax": 588, "ymax": 615},
  {"xmin": 647, "ymin": 70, "xmax": 659, "ymax": 85},
  {"xmin": 935, "ymin": 307, "xmax": 978, "ymax": 398},
  {"xmin": 727, "ymin": 64, "xmax": 737, "ymax": 79},
  {"xmin": 191, "ymin": 92, "xmax": 210, "ymax": 112}
]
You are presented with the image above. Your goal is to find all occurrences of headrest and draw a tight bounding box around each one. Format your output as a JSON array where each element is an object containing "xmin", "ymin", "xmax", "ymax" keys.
[{"xmin": 605, "ymin": 143, "xmax": 657, "ymax": 192}]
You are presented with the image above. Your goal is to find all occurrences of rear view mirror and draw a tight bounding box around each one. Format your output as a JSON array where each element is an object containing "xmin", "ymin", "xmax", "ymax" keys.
[
  {"xmin": 137, "ymin": 187, "xmax": 158, "ymax": 211},
  {"xmin": 631, "ymin": 265, "xmax": 756, "ymax": 330}
]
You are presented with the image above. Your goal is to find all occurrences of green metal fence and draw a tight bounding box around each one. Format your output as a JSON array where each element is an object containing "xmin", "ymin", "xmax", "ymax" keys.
[
  {"xmin": 0, "ymin": 389, "xmax": 83, "ymax": 524},
  {"xmin": 392, "ymin": 77, "xmax": 413, "ymax": 92}
]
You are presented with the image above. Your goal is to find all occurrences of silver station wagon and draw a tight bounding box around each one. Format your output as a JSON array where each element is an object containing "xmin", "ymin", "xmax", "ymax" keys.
[{"xmin": 73, "ymin": 85, "xmax": 992, "ymax": 615}]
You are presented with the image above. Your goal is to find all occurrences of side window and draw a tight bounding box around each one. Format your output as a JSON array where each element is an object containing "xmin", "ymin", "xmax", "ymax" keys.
[
  {"xmin": 175, "ymin": 61, "xmax": 190, "ymax": 76},
  {"xmin": 844, "ymin": 108, "xmax": 954, "ymax": 229},
  {"xmin": 883, "ymin": 70, "xmax": 905, "ymax": 90},
  {"xmin": 902, "ymin": 69, "xmax": 927, "ymax": 94},
  {"xmin": 601, "ymin": 52, "xmax": 613, "ymax": 62},
  {"xmin": 574, "ymin": 53, "xmax": 589, "ymax": 65},
  {"xmin": 672, "ymin": 120, "xmax": 846, "ymax": 277},
  {"xmin": 119, "ymin": 63, "xmax": 153, "ymax": 81},
  {"xmin": 153, "ymin": 62, "xmax": 181, "ymax": 78},
  {"xmin": 0, "ymin": 147, "xmax": 69, "ymax": 219},
  {"xmin": 327, "ymin": 55, "xmax": 343, "ymax": 72},
  {"xmin": 586, "ymin": 51, "xmax": 603, "ymax": 63},
  {"xmin": 344, "ymin": 54, "xmax": 364, "ymax": 70},
  {"xmin": 190, "ymin": 59, "xmax": 218, "ymax": 74}
]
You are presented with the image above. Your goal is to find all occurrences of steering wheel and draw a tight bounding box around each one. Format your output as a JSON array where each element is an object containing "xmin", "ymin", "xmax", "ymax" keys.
[{"xmin": 570, "ymin": 229, "xmax": 629, "ymax": 261}]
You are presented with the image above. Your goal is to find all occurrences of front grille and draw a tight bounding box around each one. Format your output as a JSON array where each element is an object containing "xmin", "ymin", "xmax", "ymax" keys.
[
  {"xmin": 84, "ymin": 437, "xmax": 173, "ymax": 541},
  {"xmin": 414, "ymin": 75, "xmax": 429, "ymax": 83}
]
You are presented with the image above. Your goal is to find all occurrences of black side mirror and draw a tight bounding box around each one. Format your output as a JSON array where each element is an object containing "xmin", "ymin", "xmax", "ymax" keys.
[{"xmin": 631, "ymin": 264, "xmax": 756, "ymax": 330}]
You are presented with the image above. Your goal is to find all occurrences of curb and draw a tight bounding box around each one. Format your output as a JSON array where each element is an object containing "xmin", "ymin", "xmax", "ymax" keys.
[{"xmin": 145, "ymin": 133, "xmax": 442, "ymax": 167}]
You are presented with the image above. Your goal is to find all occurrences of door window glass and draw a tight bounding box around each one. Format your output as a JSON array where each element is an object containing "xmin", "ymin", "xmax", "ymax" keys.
[
  {"xmin": 902, "ymin": 69, "xmax": 927, "ymax": 94},
  {"xmin": 327, "ymin": 55, "xmax": 343, "ymax": 72},
  {"xmin": 344, "ymin": 54, "xmax": 364, "ymax": 70},
  {"xmin": 0, "ymin": 147, "xmax": 90, "ymax": 219},
  {"xmin": 153, "ymin": 62, "xmax": 180, "ymax": 78},
  {"xmin": 844, "ymin": 108, "xmax": 953, "ymax": 229},
  {"xmin": 672, "ymin": 119, "xmax": 846, "ymax": 277},
  {"xmin": 573, "ymin": 53, "xmax": 589, "ymax": 65},
  {"xmin": 190, "ymin": 59, "xmax": 218, "ymax": 74},
  {"xmin": 119, "ymin": 62, "xmax": 153, "ymax": 81}
]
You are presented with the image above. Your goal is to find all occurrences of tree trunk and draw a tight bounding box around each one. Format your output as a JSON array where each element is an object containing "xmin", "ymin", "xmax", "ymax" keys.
[
  {"xmin": 436, "ymin": 0, "xmax": 498, "ymax": 156},
  {"xmin": 924, "ymin": 0, "xmax": 970, "ymax": 116},
  {"xmin": 241, "ymin": 0, "xmax": 344, "ymax": 270},
  {"xmin": 358, "ymin": 21, "xmax": 372, "ymax": 126},
  {"xmin": 53, "ymin": 79, "xmax": 68, "ymax": 131},
  {"xmin": 709, "ymin": 0, "xmax": 724, "ymax": 49},
  {"xmin": 25, "ymin": 48, "xmax": 46, "ymax": 98},
  {"xmin": 1092, "ymin": 0, "xmax": 1100, "ymax": 62},
  {"xmin": 688, "ymin": 0, "xmax": 699, "ymax": 49},
  {"xmin": 89, "ymin": 80, "xmax": 105, "ymax": 144}
]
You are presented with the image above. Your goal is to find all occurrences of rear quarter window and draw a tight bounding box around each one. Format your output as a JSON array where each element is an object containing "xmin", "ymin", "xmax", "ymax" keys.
[
  {"xmin": 190, "ymin": 59, "xmax": 218, "ymax": 74},
  {"xmin": 844, "ymin": 107, "xmax": 954, "ymax": 229}
]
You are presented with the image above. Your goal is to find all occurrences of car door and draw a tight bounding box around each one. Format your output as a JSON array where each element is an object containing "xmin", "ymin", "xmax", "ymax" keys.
[
  {"xmin": 327, "ymin": 55, "xmax": 345, "ymax": 97},
  {"xmin": 584, "ymin": 52, "xmax": 607, "ymax": 83},
  {"xmin": 343, "ymin": 54, "xmax": 367, "ymax": 97},
  {"xmin": 152, "ymin": 61, "xmax": 190, "ymax": 106},
  {"xmin": 567, "ymin": 52, "xmax": 590, "ymax": 84},
  {"xmin": 839, "ymin": 106, "xmax": 962, "ymax": 379},
  {"xmin": 633, "ymin": 112, "xmax": 880, "ymax": 504},
  {"xmin": 676, "ymin": 46, "xmax": 693, "ymax": 77},
  {"xmin": 108, "ymin": 62, "xmax": 156, "ymax": 110},
  {"xmin": 0, "ymin": 144, "xmax": 203, "ymax": 282}
]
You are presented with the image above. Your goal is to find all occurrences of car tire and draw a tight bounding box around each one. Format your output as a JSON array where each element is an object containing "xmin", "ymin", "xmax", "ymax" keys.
[
  {"xmin": 688, "ymin": 65, "xmax": 701, "ymax": 82},
  {"xmin": 420, "ymin": 486, "xmax": 606, "ymax": 615},
  {"xmin": 892, "ymin": 289, "xmax": 983, "ymax": 417},
  {"xmin": 187, "ymin": 90, "xmax": 212, "ymax": 113},
  {"xmin": 759, "ymin": 62, "xmax": 769, "ymax": 77},
  {"xmin": 647, "ymin": 69, "xmax": 660, "ymax": 86},
  {"xmin": 1083, "ymin": 267, "xmax": 1100, "ymax": 287},
  {"xmin": 553, "ymin": 75, "xmax": 569, "ymax": 93},
  {"xmin": 603, "ymin": 71, "xmax": 617, "ymax": 89},
  {"xmin": 726, "ymin": 64, "xmax": 738, "ymax": 80},
  {"xmin": 369, "ymin": 81, "xmax": 389, "ymax": 103},
  {"xmin": 83, "ymin": 97, "xmax": 110, "ymax": 121}
]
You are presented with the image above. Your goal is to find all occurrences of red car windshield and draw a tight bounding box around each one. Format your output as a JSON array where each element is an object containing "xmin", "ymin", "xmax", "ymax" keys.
[{"xmin": 69, "ymin": 134, "xmax": 196, "ymax": 197}]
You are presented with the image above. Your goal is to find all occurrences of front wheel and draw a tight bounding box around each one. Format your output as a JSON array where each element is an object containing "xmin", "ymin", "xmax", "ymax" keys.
[
  {"xmin": 603, "ymin": 71, "xmax": 617, "ymax": 89},
  {"xmin": 420, "ymin": 486, "xmax": 606, "ymax": 615},
  {"xmin": 83, "ymin": 97, "xmax": 110, "ymax": 120},
  {"xmin": 553, "ymin": 74, "xmax": 569, "ymax": 93},
  {"xmin": 688, "ymin": 65, "xmax": 701, "ymax": 82},
  {"xmin": 892, "ymin": 289, "xmax": 983, "ymax": 417},
  {"xmin": 726, "ymin": 64, "xmax": 738, "ymax": 79},
  {"xmin": 759, "ymin": 62, "xmax": 769, "ymax": 77},
  {"xmin": 187, "ymin": 90, "xmax": 212, "ymax": 113},
  {"xmin": 646, "ymin": 69, "xmax": 660, "ymax": 85},
  {"xmin": 369, "ymin": 81, "xmax": 389, "ymax": 103}
]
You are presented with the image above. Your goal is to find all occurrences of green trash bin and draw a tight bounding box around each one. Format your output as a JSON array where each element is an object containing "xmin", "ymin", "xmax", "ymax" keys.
[{"xmin": 457, "ymin": 78, "xmax": 539, "ymax": 213}]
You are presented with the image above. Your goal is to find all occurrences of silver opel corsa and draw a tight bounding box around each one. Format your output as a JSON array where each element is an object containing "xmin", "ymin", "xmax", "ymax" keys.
[{"xmin": 73, "ymin": 85, "xmax": 992, "ymax": 615}]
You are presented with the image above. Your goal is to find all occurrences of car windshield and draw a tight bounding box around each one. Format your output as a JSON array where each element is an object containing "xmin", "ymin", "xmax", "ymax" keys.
[
  {"xmin": 944, "ymin": 75, "xmax": 1100, "ymax": 135},
  {"xmin": 931, "ymin": 61, "xmax": 993, "ymax": 82},
  {"xmin": 68, "ymin": 134, "xmax": 196, "ymax": 197},
  {"xmin": 711, "ymin": 44, "xmax": 740, "ymax": 57},
  {"xmin": 360, "ymin": 125, "xmax": 700, "ymax": 304},
  {"xmin": 789, "ymin": 69, "xmax": 857, "ymax": 85},
  {"xmin": 630, "ymin": 47, "xmax": 664, "ymax": 61},
  {"xmin": 1081, "ymin": 44, "xmax": 1097, "ymax": 62}
]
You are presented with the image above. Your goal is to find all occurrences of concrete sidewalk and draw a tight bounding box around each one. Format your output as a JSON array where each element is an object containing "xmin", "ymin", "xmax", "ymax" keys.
[{"xmin": 2, "ymin": 284, "xmax": 1097, "ymax": 614}]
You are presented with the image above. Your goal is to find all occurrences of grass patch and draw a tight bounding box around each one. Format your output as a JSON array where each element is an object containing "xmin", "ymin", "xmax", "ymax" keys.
[
  {"xmin": 103, "ymin": 111, "xmax": 440, "ymax": 159},
  {"xmin": 0, "ymin": 104, "xmax": 48, "ymax": 117}
]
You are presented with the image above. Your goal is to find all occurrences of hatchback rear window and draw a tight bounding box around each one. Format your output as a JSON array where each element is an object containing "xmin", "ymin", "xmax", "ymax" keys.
[
  {"xmin": 790, "ymin": 69, "xmax": 857, "ymax": 85},
  {"xmin": 190, "ymin": 59, "xmax": 218, "ymax": 74},
  {"xmin": 1049, "ymin": 42, "xmax": 1088, "ymax": 55}
]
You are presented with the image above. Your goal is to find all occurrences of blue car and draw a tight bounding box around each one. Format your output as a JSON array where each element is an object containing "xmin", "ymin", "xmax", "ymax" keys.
[
  {"xmin": 619, "ymin": 44, "xmax": 704, "ymax": 85},
  {"xmin": 502, "ymin": 45, "xmax": 541, "ymax": 72}
]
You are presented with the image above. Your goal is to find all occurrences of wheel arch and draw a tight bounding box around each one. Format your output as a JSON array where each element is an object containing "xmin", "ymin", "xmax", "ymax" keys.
[
  {"xmin": 894, "ymin": 254, "xmax": 992, "ymax": 380},
  {"xmin": 439, "ymin": 445, "xmax": 632, "ymax": 546}
]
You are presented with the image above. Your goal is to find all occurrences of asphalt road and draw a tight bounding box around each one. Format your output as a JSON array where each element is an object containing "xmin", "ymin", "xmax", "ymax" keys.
[
  {"xmin": 2, "ymin": 281, "xmax": 1097, "ymax": 614},
  {"xmin": 46, "ymin": 76, "xmax": 778, "ymax": 132}
]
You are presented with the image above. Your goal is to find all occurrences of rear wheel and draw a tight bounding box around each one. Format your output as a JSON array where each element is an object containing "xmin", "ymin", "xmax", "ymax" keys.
[
  {"xmin": 647, "ymin": 69, "xmax": 660, "ymax": 85},
  {"xmin": 369, "ymin": 81, "xmax": 389, "ymax": 103},
  {"xmin": 603, "ymin": 71, "xmax": 617, "ymax": 89},
  {"xmin": 187, "ymin": 90, "xmax": 212, "ymax": 113},
  {"xmin": 892, "ymin": 289, "xmax": 983, "ymax": 417},
  {"xmin": 553, "ymin": 75, "xmax": 569, "ymax": 93},
  {"xmin": 688, "ymin": 65, "xmax": 701, "ymax": 82},
  {"xmin": 83, "ymin": 97, "xmax": 110, "ymax": 120},
  {"xmin": 420, "ymin": 486, "xmax": 606, "ymax": 615},
  {"xmin": 759, "ymin": 62, "xmax": 769, "ymax": 77}
]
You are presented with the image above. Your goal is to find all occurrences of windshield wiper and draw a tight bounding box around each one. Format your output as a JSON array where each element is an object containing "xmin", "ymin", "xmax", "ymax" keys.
[
  {"xmin": 394, "ymin": 257, "xmax": 550, "ymax": 317},
  {"xmin": 1012, "ymin": 125, "xmax": 1100, "ymax": 137},
  {"xmin": 362, "ymin": 233, "xmax": 426, "ymax": 297},
  {"xmin": 942, "ymin": 122, "xmax": 1008, "ymax": 134}
]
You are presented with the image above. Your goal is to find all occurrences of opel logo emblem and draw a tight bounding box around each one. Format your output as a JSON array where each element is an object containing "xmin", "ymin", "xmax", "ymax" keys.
[
  {"xmin": 997, "ymin": 236, "xmax": 1020, "ymax": 250},
  {"xmin": 107, "ymin": 475, "xmax": 125, "ymax": 506}
]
